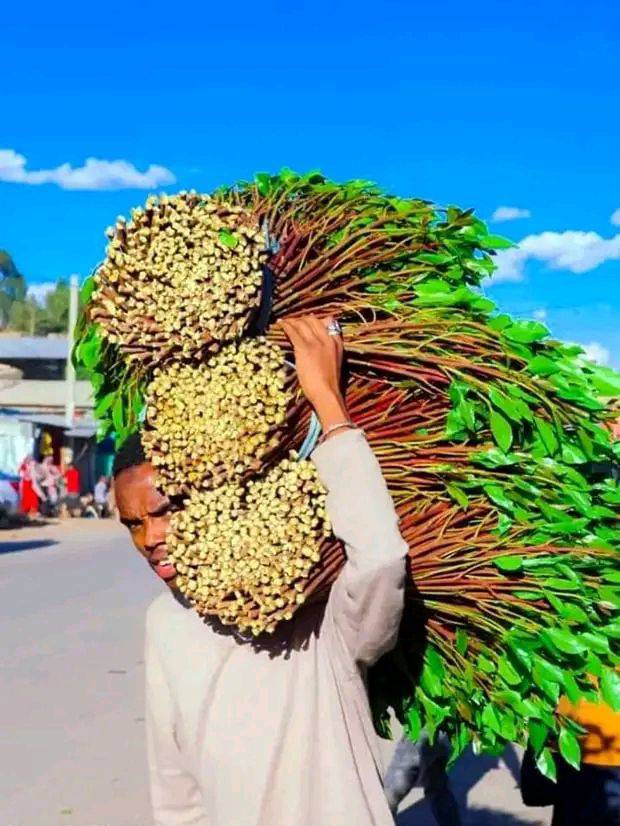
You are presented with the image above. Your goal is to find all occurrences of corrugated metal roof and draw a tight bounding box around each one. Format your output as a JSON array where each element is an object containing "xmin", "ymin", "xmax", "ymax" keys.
[
  {"xmin": 0, "ymin": 336, "xmax": 69, "ymax": 359},
  {"xmin": 17, "ymin": 413, "xmax": 97, "ymax": 436}
]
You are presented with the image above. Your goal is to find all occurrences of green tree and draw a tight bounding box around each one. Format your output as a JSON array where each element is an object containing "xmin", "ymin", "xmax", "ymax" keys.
[
  {"xmin": 36, "ymin": 280, "xmax": 70, "ymax": 334},
  {"xmin": 8, "ymin": 295, "xmax": 39, "ymax": 334},
  {"xmin": 0, "ymin": 250, "xmax": 27, "ymax": 326}
]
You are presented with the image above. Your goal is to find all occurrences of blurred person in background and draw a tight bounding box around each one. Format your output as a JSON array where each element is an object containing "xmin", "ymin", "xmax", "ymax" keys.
[
  {"xmin": 39, "ymin": 456, "xmax": 61, "ymax": 517},
  {"xmin": 384, "ymin": 732, "xmax": 461, "ymax": 825},
  {"xmin": 94, "ymin": 475, "xmax": 110, "ymax": 517},
  {"xmin": 18, "ymin": 455, "xmax": 43, "ymax": 516},
  {"xmin": 63, "ymin": 462, "xmax": 82, "ymax": 517},
  {"xmin": 521, "ymin": 693, "xmax": 620, "ymax": 825}
]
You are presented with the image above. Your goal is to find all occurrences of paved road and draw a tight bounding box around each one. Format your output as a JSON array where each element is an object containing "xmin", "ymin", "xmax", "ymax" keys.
[{"xmin": 0, "ymin": 520, "xmax": 550, "ymax": 826}]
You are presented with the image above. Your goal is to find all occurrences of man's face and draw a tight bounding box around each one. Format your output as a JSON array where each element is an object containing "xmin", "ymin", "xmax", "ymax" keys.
[{"xmin": 114, "ymin": 462, "xmax": 177, "ymax": 587}]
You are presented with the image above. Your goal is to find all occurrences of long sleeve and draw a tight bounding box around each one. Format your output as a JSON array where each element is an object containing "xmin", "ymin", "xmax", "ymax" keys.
[
  {"xmin": 145, "ymin": 615, "xmax": 209, "ymax": 825},
  {"xmin": 311, "ymin": 428, "xmax": 408, "ymax": 668}
]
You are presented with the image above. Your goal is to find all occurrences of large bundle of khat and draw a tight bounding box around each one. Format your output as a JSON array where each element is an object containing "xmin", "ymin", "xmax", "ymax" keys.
[{"xmin": 75, "ymin": 170, "xmax": 620, "ymax": 779}]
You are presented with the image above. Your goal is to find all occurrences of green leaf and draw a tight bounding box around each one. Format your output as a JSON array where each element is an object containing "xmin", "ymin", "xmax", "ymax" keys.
[
  {"xmin": 533, "ymin": 656, "xmax": 564, "ymax": 685},
  {"xmin": 544, "ymin": 628, "xmax": 588, "ymax": 656},
  {"xmin": 560, "ymin": 603, "xmax": 590, "ymax": 625},
  {"xmin": 445, "ymin": 409, "xmax": 466, "ymax": 439},
  {"xmin": 503, "ymin": 320, "xmax": 549, "ymax": 344},
  {"xmin": 497, "ymin": 708, "xmax": 517, "ymax": 740},
  {"xmin": 406, "ymin": 705, "xmax": 422, "ymax": 741},
  {"xmin": 446, "ymin": 483, "xmax": 469, "ymax": 509},
  {"xmin": 478, "ymin": 654, "xmax": 495, "ymax": 674},
  {"xmin": 79, "ymin": 275, "xmax": 95, "ymax": 304},
  {"xmin": 603, "ymin": 623, "xmax": 620, "ymax": 640},
  {"xmin": 489, "ymin": 387, "xmax": 526, "ymax": 422},
  {"xmin": 600, "ymin": 669, "xmax": 620, "ymax": 711},
  {"xmin": 480, "ymin": 234, "xmax": 515, "ymax": 250},
  {"xmin": 579, "ymin": 632, "xmax": 609, "ymax": 655},
  {"xmin": 588, "ymin": 364, "xmax": 620, "ymax": 395},
  {"xmin": 496, "ymin": 513, "xmax": 513, "ymax": 535},
  {"xmin": 426, "ymin": 647, "xmax": 445, "ymax": 679},
  {"xmin": 484, "ymin": 484, "xmax": 514, "ymax": 512},
  {"xmin": 536, "ymin": 748, "xmax": 557, "ymax": 782},
  {"xmin": 599, "ymin": 587, "xmax": 620, "ymax": 609},
  {"xmin": 508, "ymin": 639, "xmax": 533, "ymax": 670},
  {"xmin": 488, "ymin": 314, "xmax": 512, "ymax": 331},
  {"xmin": 458, "ymin": 399, "xmax": 476, "ymax": 431},
  {"xmin": 112, "ymin": 397, "xmax": 125, "ymax": 436},
  {"xmin": 471, "ymin": 447, "xmax": 518, "ymax": 468},
  {"xmin": 562, "ymin": 673, "xmax": 582, "ymax": 704},
  {"xmin": 514, "ymin": 590, "xmax": 542, "ymax": 600},
  {"xmin": 420, "ymin": 664, "xmax": 443, "ymax": 698},
  {"xmin": 94, "ymin": 392, "xmax": 116, "ymax": 418},
  {"xmin": 543, "ymin": 578, "xmax": 580, "ymax": 592},
  {"xmin": 218, "ymin": 229, "xmax": 239, "ymax": 248},
  {"xmin": 456, "ymin": 629, "xmax": 469, "ymax": 655},
  {"xmin": 481, "ymin": 704, "xmax": 502, "ymax": 735},
  {"xmin": 532, "ymin": 667, "xmax": 560, "ymax": 703},
  {"xmin": 79, "ymin": 331, "xmax": 101, "ymax": 369},
  {"xmin": 534, "ymin": 417, "xmax": 559, "ymax": 455},
  {"xmin": 498, "ymin": 656, "xmax": 521, "ymax": 686},
  {"xmin": 255, "ymin": 172, "xmax": 271, "ymax": 196},
  {"xmin": 494, "ymin": 555, "xmax": 523, "ymax": 573},
  {"xmin": 529, "ymin": 720, "xmax": 549, "ymax": 754},
  {"xmin": 561, "ymin": 443, "xmax": 587, "ymax": 464},
  {"xmin": 489, "ymin": 409, "xmax": 513, "ymax": 452},
  {"xmin": 528, "ymin": 355, "xmax": 559, "ymax": 376},
  {"xmin": 559, "ymin": 728, "xmax": 581, "ymax": 770}
]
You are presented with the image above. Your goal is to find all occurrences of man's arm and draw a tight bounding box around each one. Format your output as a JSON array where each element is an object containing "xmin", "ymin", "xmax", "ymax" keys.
[
  {"xmin": 278, "ymin": 314, "xmax": 408, "ymax": 666},
  {"xmin": 145, "ymin": 616, "xmax": 208, "ymax": 825},
  {"xmin": 312, "ymin": 428, "xmax": 408, "ymax": 667}
]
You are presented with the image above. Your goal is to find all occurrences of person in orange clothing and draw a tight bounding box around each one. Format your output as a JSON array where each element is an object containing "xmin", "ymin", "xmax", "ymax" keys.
[
  {"xmin": 559, "ymin": 693, "xmax": 620, "ymax": 768},
  {"xmin": 550, "ymin": 694, "xmax": 620, "ymax": 825},
  {"xmin": 521, "ymin": 691, "xmax": 620, "ymax": 824}
]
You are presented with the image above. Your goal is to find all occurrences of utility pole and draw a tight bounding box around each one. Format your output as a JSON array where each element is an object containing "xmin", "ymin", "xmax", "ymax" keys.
[
  {"xmin": 65, "ymin": 274, "xmax": 79, "ymax": 428},
  {"xmin": 29, "ymin": 298, "xmax": 36, "ymax": 335}
]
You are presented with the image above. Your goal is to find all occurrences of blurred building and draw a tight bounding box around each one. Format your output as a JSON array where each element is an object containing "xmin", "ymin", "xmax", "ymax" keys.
[{"xmin": 0, "ymin": 335, "xmax": 111, "ymax": 490}]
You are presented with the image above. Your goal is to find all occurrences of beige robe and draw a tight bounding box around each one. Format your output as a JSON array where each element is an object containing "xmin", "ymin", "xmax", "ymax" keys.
[{"xmin": 145, "ymin": 429, "xmax": 408, "ymax": 825}]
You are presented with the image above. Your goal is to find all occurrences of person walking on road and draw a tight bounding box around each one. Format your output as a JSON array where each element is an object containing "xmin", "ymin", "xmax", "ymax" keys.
[
  {"xmin": 112, "ymin": 315, "xmax": 409, "ymax": 826},
  {"xmin": 384, "ymin": 732, "xmax": 461, "ymax": 825}
]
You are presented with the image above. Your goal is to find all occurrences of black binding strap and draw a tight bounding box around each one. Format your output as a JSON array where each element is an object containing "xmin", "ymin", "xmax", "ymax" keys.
[{"xmin": 248, "ymin": 264, "xmax": 274, "ymax": 336}]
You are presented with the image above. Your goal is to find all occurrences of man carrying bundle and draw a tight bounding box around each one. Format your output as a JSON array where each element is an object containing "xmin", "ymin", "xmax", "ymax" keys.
[{"xmin": 113, "ymin": 315, "xmax": 409, "ymax": 826}]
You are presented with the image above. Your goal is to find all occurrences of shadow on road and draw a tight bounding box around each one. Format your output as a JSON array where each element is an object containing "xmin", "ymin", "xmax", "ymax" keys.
[
  {"xmin": 0, "ymin": 539, "xmax": 58, "ymax": 555},
  {"xmin": 398, "ymin": 745, "xmax": 535, "ymax": 826}
]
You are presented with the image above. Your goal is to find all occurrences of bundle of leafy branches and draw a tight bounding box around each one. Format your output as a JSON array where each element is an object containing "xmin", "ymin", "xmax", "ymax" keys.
[{"xmin": 74, "ymin": 170, "xmax": 620, "ymax": 779}]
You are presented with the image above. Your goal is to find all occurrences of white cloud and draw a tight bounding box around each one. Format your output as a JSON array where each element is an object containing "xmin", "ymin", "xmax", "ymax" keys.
[
  {"xmin": 533, "ymin": 308, "xmax": 547, "ymax": 321},
  {"xmin": 611, "ymin": 208, "xmax": 620, "ymax": 227},
  {"xmin": 580, "ymin": 341, "xmax": 611, "ymax": 365},
  {"xmin": 27, "ymin": 282, "xmax": 57, "ymax": 304},
  {"xmin": 491, "ymin": 206, "xmax": 531, "ymax": 222},
  {"xmin": 0, "ymin": 149, "xmax": 175, "ymax": 191},
  {"xmin": 491, "ymin": 230, "xmax": 620, "ymax": 283}
]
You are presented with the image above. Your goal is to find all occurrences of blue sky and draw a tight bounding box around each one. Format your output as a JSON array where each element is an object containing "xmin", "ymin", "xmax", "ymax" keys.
[{"xmin": 2, "ymin": 0, "xmax": 619, "ymax": 365}]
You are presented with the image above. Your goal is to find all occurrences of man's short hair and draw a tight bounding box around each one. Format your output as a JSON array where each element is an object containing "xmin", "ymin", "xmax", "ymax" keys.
[{"xmin": 112, "ymin": 431, "xmax": 147, "ymax": 477}]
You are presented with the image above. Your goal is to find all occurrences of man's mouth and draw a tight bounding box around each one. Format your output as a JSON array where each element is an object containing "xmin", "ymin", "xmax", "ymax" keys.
[{"xmin": 148, "ymin": 550, "xmax": 177, "ymax": 582}]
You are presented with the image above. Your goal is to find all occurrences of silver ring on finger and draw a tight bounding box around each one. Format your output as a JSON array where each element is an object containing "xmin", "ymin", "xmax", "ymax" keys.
[{"xmin": 326, "ymin": 319, "xmax": 342, "ymax": 337}]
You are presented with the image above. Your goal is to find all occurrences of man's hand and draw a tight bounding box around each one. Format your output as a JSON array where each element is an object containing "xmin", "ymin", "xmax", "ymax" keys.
[{"xmin": 278, "ymin": 315, "xmax": 349, "ymax": 432}]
